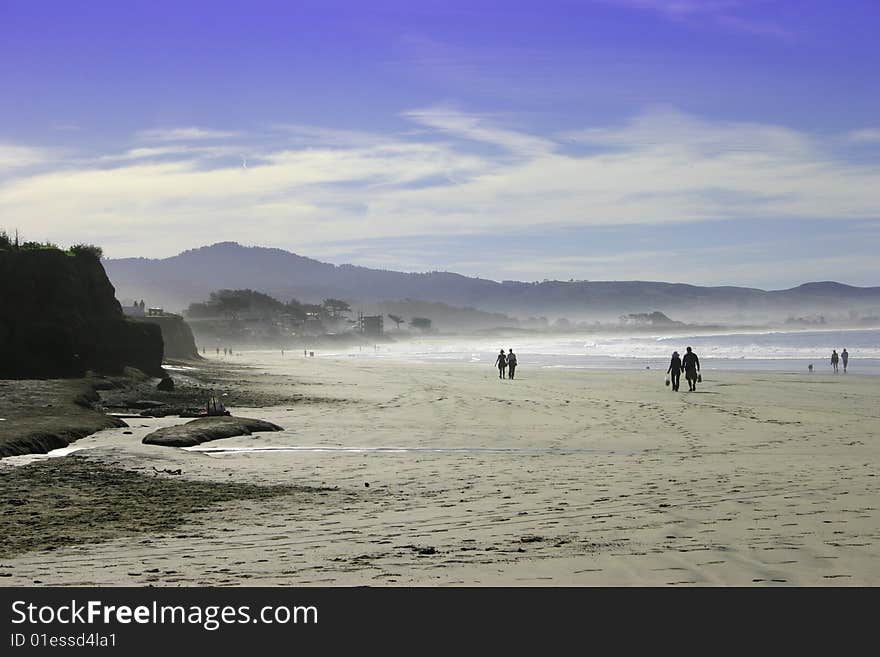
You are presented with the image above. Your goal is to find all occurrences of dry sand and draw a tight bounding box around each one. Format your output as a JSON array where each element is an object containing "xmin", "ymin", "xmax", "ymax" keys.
[{"xmin": 1, "ymin": 353, "xmax": 878, "ymax": 586}]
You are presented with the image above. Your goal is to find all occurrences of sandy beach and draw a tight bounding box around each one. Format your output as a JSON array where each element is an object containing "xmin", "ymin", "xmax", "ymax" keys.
[{"xmin": 1, "ymin": 353, "xmax": 878, "ymax": 586}]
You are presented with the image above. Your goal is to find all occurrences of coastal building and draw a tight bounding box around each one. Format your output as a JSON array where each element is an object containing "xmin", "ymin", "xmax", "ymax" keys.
[{"xmin": 358, "ymin": 313, "xmax": 384, "ymax": 336}]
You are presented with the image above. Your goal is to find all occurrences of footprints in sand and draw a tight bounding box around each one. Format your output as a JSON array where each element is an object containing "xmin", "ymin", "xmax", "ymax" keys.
[{"xmin": 3, "ymin": 365, "xmax": 877, "ymax": 586}]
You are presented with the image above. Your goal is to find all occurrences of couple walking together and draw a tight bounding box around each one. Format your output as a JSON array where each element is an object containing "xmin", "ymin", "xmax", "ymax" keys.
[
  {"xmin": 667, "ymin": 346, "xmax": 701, "ymax": 392},
  {"xmin": 831, "ymin": 348, "xmax": 849, "ymax": 373},
  {"xmin": 495, "ymin": 349, "xmax": 518, "ymax": 379}
]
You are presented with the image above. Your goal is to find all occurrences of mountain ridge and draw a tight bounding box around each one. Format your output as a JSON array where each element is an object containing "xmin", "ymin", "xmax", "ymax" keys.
[{"xmin": 104, "ymin": 242, "xmax": 880, "ymax": 323}]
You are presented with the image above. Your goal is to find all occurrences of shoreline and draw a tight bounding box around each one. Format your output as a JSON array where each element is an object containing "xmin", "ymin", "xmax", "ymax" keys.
[{"xmin": 3, "ymin": 354, "xmax": 877, "ymax": 458}]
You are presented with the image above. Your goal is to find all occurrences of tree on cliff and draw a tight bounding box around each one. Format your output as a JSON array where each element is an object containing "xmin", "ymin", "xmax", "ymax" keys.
[
  {"xmin": 0, "ymin": 232, "xmax": 102, "ymax": 260},
  {"xmin": 69, "ymin": 243, "xmax": 103, "ymax": 260}
]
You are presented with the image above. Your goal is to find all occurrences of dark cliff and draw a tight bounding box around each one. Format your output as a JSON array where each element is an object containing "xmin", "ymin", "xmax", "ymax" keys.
[
  {"xmin": 133, "ymin": 313, "xmax": 201, "ymax": 360},
  {"xmin": 0, "ymin": 249, "xmax": 164, "ymax": 378}
]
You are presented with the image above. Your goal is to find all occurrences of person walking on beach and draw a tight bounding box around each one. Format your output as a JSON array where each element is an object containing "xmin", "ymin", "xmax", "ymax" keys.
[
  {"xmin": 682, "ymin": 346, "xmax": 700, "ymax": 391},
  {"xmin": 507, "ymin": 349, "xmax": 518, "ymax": 379},
  {"xmin": 831, "ymin": 349, "xmax": 839, "ymax": 373},
  {"xmin": 841, "ymin": 348, "xmax": 849, "ymax": 373},
  {"xmin": 495, "ymin": 349, "xmax": 508, "ymax": 379},
  {"xmin": 667, "ymin": 350, "xmax": 683, "ymax": 392}
]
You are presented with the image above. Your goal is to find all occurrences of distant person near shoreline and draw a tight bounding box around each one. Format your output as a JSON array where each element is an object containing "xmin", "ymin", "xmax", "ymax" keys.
[
  {"xmin": 831, "ymin": 349, "xmax": 839, "ymax": 373},
  {"xmin": 667, "ymin": 350, "xmax": 682, "ymax": 392},
  {"xmin": 683, "ymin": 346, "xmax": 701, "ymax": 391},
  {"xmin": 507, "ymin": 349, "xmax": 517, "ymax": 379},
  {"xmin": 495, "ymin": 349, "xmax": 507, "ymax": 379},
  {"xmin": 841, "ymin": 348, "xmax": 849, "ymax": 373}
]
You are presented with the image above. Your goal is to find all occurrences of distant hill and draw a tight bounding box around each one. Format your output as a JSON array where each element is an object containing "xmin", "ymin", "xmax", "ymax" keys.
[{"xmin": 104, "ymin": 242, "xmax": 880, "ymax": 324}]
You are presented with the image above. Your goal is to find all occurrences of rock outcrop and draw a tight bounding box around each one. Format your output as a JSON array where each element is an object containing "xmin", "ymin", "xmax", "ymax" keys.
[
  {"xmin": 0, "ymin": 378, "xmax": 128, "ymax": 457},
  {"xmin": 0, "ymin": 249, "xmax": 164, "ymax": 378},
  {"xmin": 142, "ymin": 416, "xmax": 283, "ymax": 447}
]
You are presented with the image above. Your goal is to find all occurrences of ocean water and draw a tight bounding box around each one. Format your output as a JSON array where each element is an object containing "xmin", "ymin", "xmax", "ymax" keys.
[{"xmin": 322, "ymin": 328, "xmax": 880, "ymax": 375}]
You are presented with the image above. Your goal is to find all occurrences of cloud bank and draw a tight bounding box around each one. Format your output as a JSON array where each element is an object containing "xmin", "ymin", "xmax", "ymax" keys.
[{"xmin": 1, "ymin": 108, "xmax": 879, "ymax": 274}]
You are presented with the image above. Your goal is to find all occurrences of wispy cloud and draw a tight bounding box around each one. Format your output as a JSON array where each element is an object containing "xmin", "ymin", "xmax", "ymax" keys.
[
  {"xmin": 565, "ymin": 106, "xmax": 811, "ymax": 155},
  {"xmin": 1, "ymin": 108, "xmax": 878, "ymax": 266},
  {"xmin": 137, "ymin": 127, "xmax": 241, "ymax": 142},
  {"xmin": 716, "ymin": 13, "xmax": 794, "ymax": 40},
  {"xmin": 602, "ymin": 0, "xmax": 746, "ymax": 18},
  {"xmin": 95, "ymin": 145, "xmax": 239, "ymax": 164},
  {"xmin": 402, "ymin": 107, "xmax": 555, "ymax": 155},
  {"xmin": 849, "ymin": 128, "xmax": 880, "ymax": 143},
  {"xmin": 51, "ymin": 122, "xmax": 81, "ymax": 132},
  {"xmin": 0, "ymin": 143, "xmax": 55, "ymax": 172},
  {"xmin": 596, "ymin": 0, "xmax": 794, "ymax": 40},
  {"xmin": 271, "ymin": 124, "xmax": 388, "ymax": 148}
]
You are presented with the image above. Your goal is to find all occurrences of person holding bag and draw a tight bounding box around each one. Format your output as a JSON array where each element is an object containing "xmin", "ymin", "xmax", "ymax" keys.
[
  {"xmin": 494, "ymin": 349, "xmax": 508, "ymax": 379},
  {"xmin": 666, "ymin": 351, "xmax": 682, "ymax": 392}
]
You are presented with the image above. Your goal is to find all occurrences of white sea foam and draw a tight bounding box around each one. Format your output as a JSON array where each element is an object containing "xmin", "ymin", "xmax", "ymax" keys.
[{"xmin": 295, "ymin": 328, "xmax": 880, "ymax": 373}]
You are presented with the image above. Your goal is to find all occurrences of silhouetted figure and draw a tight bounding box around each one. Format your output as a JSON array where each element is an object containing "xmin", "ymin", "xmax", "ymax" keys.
[
  {"xmin": 495, "ymin": 349, "xmax": 507, "ymax": 379},
  {"xmin": 667, "ymin": 351, "xmax": 682, "ymax": 392},
  {"xmin": 215, "ymin": 347, "xmax": 219, "ymax": 355},
  {"xmin": 808, "ymin": 363, "xmax": 813, "ymax": 372},
  {"xmin": 507, "ymin": 349, "xmax": 518, "ymax": 379},
  {"xmin": 831, "ymin": 349, "xmax": 839, "ymax": 373},
  {"xmin": 841, "ymin": 348, "xmax": 848, "ymax": 373},
  {"xmin": 682, "ymin": 346, "xmax": 700, "ymax": 391}
]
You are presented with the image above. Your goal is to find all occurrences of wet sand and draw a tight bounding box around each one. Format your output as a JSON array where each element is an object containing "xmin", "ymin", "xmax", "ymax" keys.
[{"xmin": 1, "ymin": 354, "xmax": 878, "ymax": 585}]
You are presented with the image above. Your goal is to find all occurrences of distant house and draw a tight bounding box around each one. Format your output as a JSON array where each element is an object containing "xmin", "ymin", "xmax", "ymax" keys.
[
  {"xmin": 301, "ymin": 312, "xmax": 324, "ymax": 336},
  {"xmin": 358, "ymin": 313, "xmax": 384, "ymax": 337},
  {"xmin": 147, "ymin": 307, "xmax": 164, "ymax": 316}
]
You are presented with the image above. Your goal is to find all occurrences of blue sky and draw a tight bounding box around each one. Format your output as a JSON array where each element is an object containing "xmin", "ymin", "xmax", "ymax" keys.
[{"xmin": 2, "ymin": 0, "xmax": 879, "ymax": 288}]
